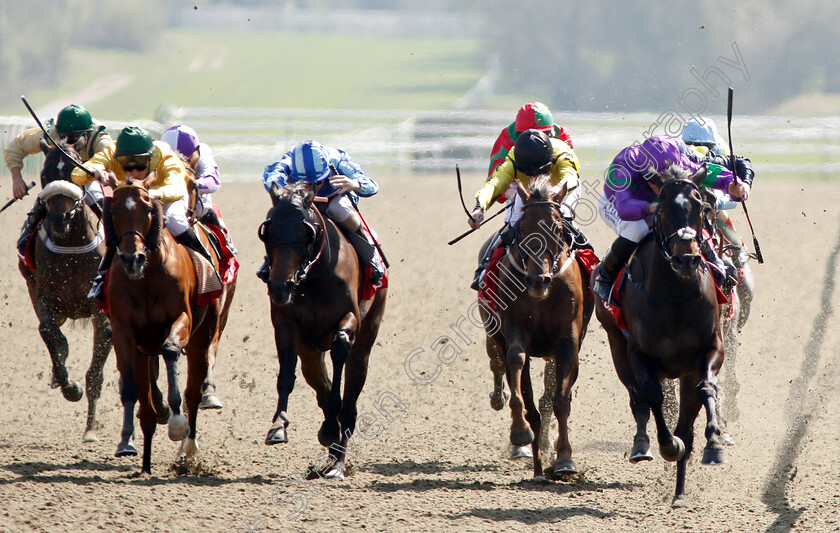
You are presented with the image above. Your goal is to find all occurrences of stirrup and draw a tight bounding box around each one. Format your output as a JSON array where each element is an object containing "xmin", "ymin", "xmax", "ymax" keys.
[{"xmin": 592, "ymin": 272, "xmax": 613, "ymax": 302}]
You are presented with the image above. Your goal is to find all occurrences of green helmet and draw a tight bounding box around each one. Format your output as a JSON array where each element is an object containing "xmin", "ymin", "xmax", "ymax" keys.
[
  {"xmin": 115, "ymin": 126, "xmax": 154, "ymax": 157},
  {"xmin": 55, "ymin": 104, "xmax": 93, "ymax": 135}
]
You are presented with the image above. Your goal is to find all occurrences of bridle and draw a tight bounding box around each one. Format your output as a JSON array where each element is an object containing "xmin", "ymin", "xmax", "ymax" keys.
[
  {"xmin": 652, "ymin": 179, "xmax": 705, "ymax": 263},
  {"xmin": 506, "ymin": 200, "xmax": 575, "ymax": 278},
  {"xmin": 113, "ymin": 185, "xmax": 160, "ymax": 258},
  {"xmin": 259, "ymin": 199, "xmax": 327, "ymax": 287}
]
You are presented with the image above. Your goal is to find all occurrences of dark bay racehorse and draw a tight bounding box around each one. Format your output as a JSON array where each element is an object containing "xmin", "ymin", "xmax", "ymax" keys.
[
  {"xmin": 478, "ymin": 177, "xmax": 592, "ymax": 478},
  {"xmin": 593, "ymin": 166, "xmax": 726, "ymax": 506},
  {"xmin": 18, "ymin": 142, "xmax": 112, "ymax": 442},
  {"xmin": 260, "ymin": 182, "xmax": 387, "ymax": 480},
  {"xmin": 108, "ymin": 183, "xmax": 235, "ymax": 473}
]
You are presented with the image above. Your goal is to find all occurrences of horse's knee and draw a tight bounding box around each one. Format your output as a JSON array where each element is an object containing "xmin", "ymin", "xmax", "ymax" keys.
[
  {"xmin": 506, "ymin": 350, "xmax": 526, "ymax": 371},
  {"xmin": 638, "ymin": 378, "xmax": 664, "ymax": 406},
  {"xmin": 120, "ymin": 375, "xmax": 138, "ymax": 404},
  {"xmin": 330, "ymin": 331, "xmax": 352, "ymax": 362},
  {"xmin": 162, "ymin": 339, "xmax": 181, "ymax": 362}
]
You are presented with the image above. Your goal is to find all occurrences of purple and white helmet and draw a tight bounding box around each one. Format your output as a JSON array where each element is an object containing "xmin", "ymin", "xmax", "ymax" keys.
[{"xmin": 161, "ymin": 125, "xmax": 200, "ymax": 158}]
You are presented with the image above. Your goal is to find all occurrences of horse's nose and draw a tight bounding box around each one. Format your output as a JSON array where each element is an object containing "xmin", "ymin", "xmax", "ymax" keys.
[
  {"xmin": 268, "ymin": 279, "xmax": 295, "ymax": 305},
  {"xmin": 672, "ymin": 254, "xmax": 701, "ymax": 272},
  {"xmin": 525, "ymin": 274, "xmax": 552, "ymax": 292}
]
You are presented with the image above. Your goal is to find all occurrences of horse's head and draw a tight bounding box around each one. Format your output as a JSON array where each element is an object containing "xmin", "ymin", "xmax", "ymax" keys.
[
  {"xmin": 110, "ymin": 184, "xmax": 162, "ymax": 279},
  {"xmin": 652, "ymin": 165, "xmax": 712, "ymax": 279},
  {"xmin": 40, "ymin": 139, "xmax": 83, "ymax": 188},
  {"xmin": 258, "ymin": 182, "xmax": 323, "ymax": 305},
  {"xmin": 38, "ymin": 181, "xmax": 86, "ymax": 239},
  {"xmin": 512, "ymin": 176, "xmax": 569, "ymax": 298}
]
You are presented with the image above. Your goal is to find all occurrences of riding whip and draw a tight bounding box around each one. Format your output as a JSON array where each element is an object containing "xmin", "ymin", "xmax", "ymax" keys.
[
  {"xmin": 20, "ymin": 95, "xmax": 96, "ymax": 178},
  {"xmin": 726, "ymin": 87, "xmax": 764, "ymax": 263},
  {"xmin": 0, "ymin": 181, "xmax": 36, "ymax": 214},
  {"xmin": 329, "ymin": 164, "xmax": 389, "ymax": 268},
  {"xmin": 448, "ymin": 164, "xmax": 506, "ymax": 245}
]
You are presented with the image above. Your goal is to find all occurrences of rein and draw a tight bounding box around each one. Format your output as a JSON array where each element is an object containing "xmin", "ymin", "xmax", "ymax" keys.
[
  {"xmin": 260, "ymin": 199, "xmax": 328, "ymax": 288},
  {"xmin": 294, "ymin": 206, "xmax": 328, "ymax": 285},
  {"xmin": 506, "ymin": 200, "xmax": 575, "ymax": 278}
]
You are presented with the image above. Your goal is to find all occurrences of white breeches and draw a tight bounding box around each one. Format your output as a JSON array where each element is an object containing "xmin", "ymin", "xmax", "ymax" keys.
[
  {"xmin": 326, "ymin": 195, "xmax": 355, "ymax": 223},
  {"xmin": 163, "ymin": 197, "xmax": 190, "ymax": 237},
  {"xmin": 598, "ymin": 194, "xmax": 651, "ymax": 243}
]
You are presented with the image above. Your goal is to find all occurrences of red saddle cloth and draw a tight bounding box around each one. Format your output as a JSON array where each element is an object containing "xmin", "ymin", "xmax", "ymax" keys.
[{"xmin": 19, "ymin": 230, "xmax": 38, "ymax": 271}]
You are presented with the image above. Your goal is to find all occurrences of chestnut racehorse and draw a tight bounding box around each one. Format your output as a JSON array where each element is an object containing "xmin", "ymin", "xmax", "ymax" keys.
[
  {"xmin": 478, "ymin": 177, "xmax": 592, "ymax": 478},
  {"xmin": 593, "ymin": 165, "xmax": 727, "ymax": 506},
  {"xmin": 19, "ymin": 141, "xmax": 112, "ymax": 442},
  {"xmin": 107, "ymin": 183, "xmax": 236, "ymax": 473},
  {"xmin": 259, "ymin": 182, "xmax": 387, "ymax": 480}
]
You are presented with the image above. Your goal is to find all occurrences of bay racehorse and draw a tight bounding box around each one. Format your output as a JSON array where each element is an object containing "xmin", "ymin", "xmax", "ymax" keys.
[
  {"xmin": 107, "ymin": 182, "xmax": 236, "ymax": 473},
  {"xmin": 593, "ymin": 165, "xmax": 727, "ymax": 506},
  {"xmin": 259, "ymin": 182, "xmax": 387, "ymax": 480},
  {"xmin": 478, "ymin": 177, "xmax": 592, "ymax": 478},
  {"xmin": 18, "ymin": 141, "xmax": 112, "ymax": 442}
]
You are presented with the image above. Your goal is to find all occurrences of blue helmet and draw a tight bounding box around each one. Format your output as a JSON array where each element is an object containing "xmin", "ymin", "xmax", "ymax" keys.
[
  {"xmin": 289, "ymin": 140, "xmax": 332, "ymax": 183},
  {"xmin": 682, "ymin": 118, "xmax": 719, "ymax": 147}
]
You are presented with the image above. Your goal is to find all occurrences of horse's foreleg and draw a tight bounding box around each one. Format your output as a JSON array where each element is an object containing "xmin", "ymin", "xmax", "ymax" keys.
[
  {"xmin": 673, "ymin": 375, "xmax": 703, "ymax": 507},
  {"xmin": 552, "ymin": 337, "xmax": 580, "ymax": 475},
  {"xmin": 37, "ymin": 307, "xmax": 82, "ymax": 402},
  {"xmin": 519, "ymin": 358, "xmax": 543, "ymax": 478},
  {"xmin": 698, "ymin": 349, "xmax": 727, "ymax": 466},
  {"xmin": 604, "ymin": 330, "xmax": 652, "ymax": 462},
  {"xmin": 199, "ymin": 331, "xmax": 223, "ymax": 410},
  {"xmin": 182, "ymin": 338, "xmax": 210, "ymax": 458},
  {"xmin": 319, "ymin": 312, "xmax": 357, "ymax": 450},
  {"xmin": 162, "ymin": 336, "xmax": 189, "ymax": 442},
  {"xmin": 736, "ymin": 265, "xmax": 754, "ymax": 332},
  {"xmin": 267, "ymin": 319, "xmax": 298, "ymax": 445},
  {"xmin": 300, "ymin": 348, "xmax": 331, "ymax": 412},
  {"xmin": 506, "ymin": 343, "xmax": 533, "ymax": 449},
  {"xmin": 487, "ymin": 336, "xmax": 508, "ymax": 411},
  {"xmin": 83, "ymin": 310, "xmax": 112, "ymax": 442},
  {"xmin": 134, "ymin": 356, "xmax": 157, "ymax": 474},
  {"xmin": 538, "ymin": 358, "xmax": 555, "ymax": 460},
  {"xmin": 113, "ymin": 328, "xmax": 138, "ymax": 458},
  {"xmin": 631, "ymin": 349, "xmax": 684, "ymax": 463}
]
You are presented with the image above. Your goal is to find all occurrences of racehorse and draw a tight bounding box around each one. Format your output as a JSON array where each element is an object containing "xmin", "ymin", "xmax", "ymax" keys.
[
  {"xmin": 107, "ymin": 182, "xmax": 235, "ymax": 473},
  {"xmin": 18, "ymin": 141, "xmax": 112, "ymax": 442},
  {"xmin": 477, "ymin": 177, "xmax": 592, "ymax": 478},
  {"xmin": 259, "ymin": 182, "xmax": 387, "ymax": 480},
  {"xmin": 593, "ymin": 165, "xmax": 727, "ymax": 506}
]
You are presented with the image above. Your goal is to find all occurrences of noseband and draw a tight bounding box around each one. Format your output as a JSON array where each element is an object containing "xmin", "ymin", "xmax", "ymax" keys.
[
  {"xmin": 652, "ymin": 179, "xmax": 703, "ymax": 262},
  {"xmin": 507, "ymin": 200, "xmax": 573, "ymax": 277}
]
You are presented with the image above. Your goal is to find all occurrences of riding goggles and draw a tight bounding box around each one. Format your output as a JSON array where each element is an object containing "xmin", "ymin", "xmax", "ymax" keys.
[{"xmin": 117, "ymin": 155, "xmax": 152, "ymax": 172}]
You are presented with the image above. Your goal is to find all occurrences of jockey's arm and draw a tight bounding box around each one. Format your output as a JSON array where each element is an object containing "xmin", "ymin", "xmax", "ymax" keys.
[
  {"xmin": 262, "ymin": 158, "xmax": 292, "ymax": 195},
  {"xmin": 5, "ymin": 127, "xmax": 48, "ymax": 199}
]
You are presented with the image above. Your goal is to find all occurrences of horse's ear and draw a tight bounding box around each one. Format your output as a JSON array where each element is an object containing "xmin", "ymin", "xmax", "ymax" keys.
[
  {"xmin": 516, "ymin": 183, "xmax": 530, "ymax": 204},
  {"xmin": 301, "ymin": 187, "xmax": 315, "ymax": 208},
  {"xmin": 39, "ymin": 138, "xmax": 50, "ymax": 155},
  {"xmin": 551, "ymin": 182, "xmax": 568, "ymax": 204},
  {"xmin": 690, "ymin": 164, "xmax": 708, "ymax": 186}
]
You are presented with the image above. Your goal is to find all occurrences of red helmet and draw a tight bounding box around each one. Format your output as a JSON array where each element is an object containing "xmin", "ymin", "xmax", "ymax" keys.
[{"xmin": 515, "ymin": 102, "xmax": 554, "ymax": 134}]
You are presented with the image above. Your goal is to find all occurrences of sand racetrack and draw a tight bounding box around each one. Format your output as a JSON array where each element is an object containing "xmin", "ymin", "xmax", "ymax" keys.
[{"xmin": 0, "ymin": 174, "xmax": 838, "ymax": 532}]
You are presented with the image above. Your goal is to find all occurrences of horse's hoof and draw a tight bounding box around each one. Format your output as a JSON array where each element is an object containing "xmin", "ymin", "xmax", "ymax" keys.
[
  {"xmin": 180, "ymin": 437, "xmax": 199, "ymax": 457},
  {"xmin": 660, "ymin": 436, "xmax": 686, "ymax": 462},
  {"xmin": 62, "ymin": 381, "xmax": 84, "ymax": 402},
  {"xmin": 115, "ymin": 440, "xmax": 138, "ymax": 457},
  {"xmin": 155, "ymin": 404, "xmax": 171, "ymax": 425},
  {"xmin": 265, "ymin": 426, "xmax": 288, "ymax": 445},
  {"xmin": 510, "ymin": 445, "xmax": 533, "ymax": 459},
  {"xmin": 671, "ymin": 495, "xmax": 690, "ymax": 509},
  {"xmin": 83, "ymin": 430, "xmax": 99, "ymax": 443},
  {"xmin": 510, "ymin": 428, "xmax": 535, "ymax": 447},
  {"xmin": 553, "ymin": 460, "xmax": 578, "ymax": 474},
  {"xmin": 630, "ymin": 438, "xmax": 653, "ymax": 463},
  {"xmin": 199, "ymin": 394, "xmax": 223, "ymax": 410},
  {"xmin": 721, "ymin": 432, "xmax": 735, "ymax": 446},
  {"xmin": 168, "ymin": 413, "xmax": 190, "ymax": 442},
  {"xmin": 50, "ymin": 373, "xmax": 61, "ymax": 389},
  {"xmin": 701, "ymin": 445, "xmax": 727, "ymax": 465},
  {"xmin": 489, "ymin": 389, "xmax": 510, "ymax": 411},
  {"xmin": 324, "ymin": 466, "xmax": 346, "ymax": 481}
]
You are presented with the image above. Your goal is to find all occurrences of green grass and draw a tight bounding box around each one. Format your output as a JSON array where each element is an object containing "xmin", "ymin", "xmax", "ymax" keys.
[{"xmin": 2, "ymin": 30, "xmax": 486, "ymax": 120}]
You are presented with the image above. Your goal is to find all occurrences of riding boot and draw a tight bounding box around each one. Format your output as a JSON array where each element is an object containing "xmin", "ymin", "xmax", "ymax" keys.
[
  {"xmin": 201, "ymin": 209, "xmax": 238, "ymax": 256},
  {"xmin": 700, "ymin": 238, "xmax": 737, "ymax": 290},
  {"xmin": 470, "ymin": 226, "xmax": 508, "ymax": 291},
  {"xmin": 256, "ymin": 256, "xmax": 270, "ymax": 283},
  {"xmin": 174, "ymin": 227, "xmax": 213, "ymax": 263},
  {"xmin": 88, "ymin": 198, "xmax": 114, "ymax": 302},
  {"xmin": 354, "ymin": 228, "xmax": 384, "ymax": 285},
  {"xmin": 592, "ymin": 236, "xmax": 637, "ymax": 302},
  {"xmin": 716, "ymin": 218, "xmax": 748, "ymax": 267},
  {"xmin": 17, "ymin": 202, "xmax": 47, "ymax": 257}
]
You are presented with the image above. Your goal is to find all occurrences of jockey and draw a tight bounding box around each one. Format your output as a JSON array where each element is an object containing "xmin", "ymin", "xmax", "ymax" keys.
[
  {"xmin": 71, "ymin": 126, "xmax": 211, "ymax": 301},
  {"xmin": 5, "ymin": 104, "xmax": 111, "ymax": 257},
  {"xmin": 682, "ymin": 118, "xmax": 755, "ymax": 269},
  {"xmin": 160, "ymin": 124, "xmax": 237, "ymax": 255},
  {"xmin": 258, "ymin": 140, "xmax": 385, "ymax": 285},
  {"xmin": 488, "ymin": 101, "xmax": 575, "ymax": 180},
  {"xmin": 469, "ymin": 128, "xmax": 592, "ymax": 290},
  {"xmin": 592, "ymin": 135, "xmax": 749, "ymax": 302}
]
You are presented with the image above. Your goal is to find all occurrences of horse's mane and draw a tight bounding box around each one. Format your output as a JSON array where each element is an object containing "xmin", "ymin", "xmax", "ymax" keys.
[
  {"xmin": 526, "ymin": 175, "xmax": 563, "ymax": 201},
  {"xmin": 146, "ymin": 198, "xmax": 163, "ymax": 251},
  {"xmin": 656, "ymin": 164, "xmax": 693, "ymax": 184},
  {"xmin": 42, "ymin": 140, "xmax": 82, "ymax": 185}
]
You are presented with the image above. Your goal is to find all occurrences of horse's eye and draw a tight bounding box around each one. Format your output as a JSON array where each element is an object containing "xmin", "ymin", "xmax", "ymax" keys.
[{"xmin": 258, "ymin": 220, "xmax": 270, "ymax": 243}]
